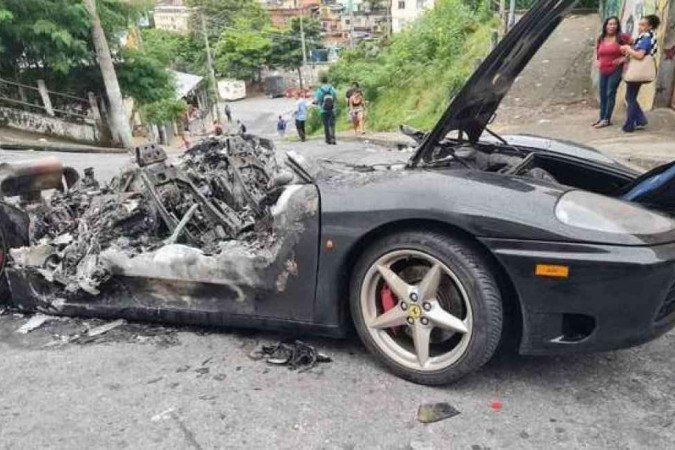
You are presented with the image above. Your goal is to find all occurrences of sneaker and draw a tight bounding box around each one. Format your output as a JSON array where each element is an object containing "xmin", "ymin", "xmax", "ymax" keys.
[{"xmin": 594, "ymin": 119, "xmax": 610, "ymax": 129}]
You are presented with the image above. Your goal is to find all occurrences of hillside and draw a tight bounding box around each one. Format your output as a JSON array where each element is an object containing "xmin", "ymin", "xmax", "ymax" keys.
[{"xmin": 324, "ymin": 0, "xmax": 497, "ymax": 132}]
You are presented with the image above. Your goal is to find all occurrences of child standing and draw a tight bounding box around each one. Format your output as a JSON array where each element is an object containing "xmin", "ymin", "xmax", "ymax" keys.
[{"xmin": 276, "ymin": 115, "xmax": 287, "ymax": 137}]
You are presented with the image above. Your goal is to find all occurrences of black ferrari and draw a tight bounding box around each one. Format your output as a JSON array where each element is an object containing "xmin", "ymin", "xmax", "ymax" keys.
[{"xmin": 2, "ymin": 0, "xmax": 675, "ymax": 385}]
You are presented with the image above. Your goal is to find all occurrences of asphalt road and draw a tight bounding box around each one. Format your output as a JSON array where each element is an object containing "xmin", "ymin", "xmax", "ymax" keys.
[{"xmin": 0, "ymin": 96, "xmax": 673, "ymax": 449}]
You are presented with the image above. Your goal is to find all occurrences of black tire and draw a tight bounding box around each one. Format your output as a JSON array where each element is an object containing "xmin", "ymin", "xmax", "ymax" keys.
[{"xmin": 350, "ymin": 230, "xmax": 503, "ymax": 385}]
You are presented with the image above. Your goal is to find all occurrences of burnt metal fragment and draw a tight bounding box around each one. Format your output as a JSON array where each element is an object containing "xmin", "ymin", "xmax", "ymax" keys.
[
  {"xmin": 253, "ymin": 340, "xmax": 332, "ymax": 372},
  {"xmin": 417, "ymin": 403, "xmax": 461, "ymax": 423}
]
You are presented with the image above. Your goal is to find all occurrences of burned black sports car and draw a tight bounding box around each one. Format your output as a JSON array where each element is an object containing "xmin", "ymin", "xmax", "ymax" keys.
[{"xmin": 2, "ymin": 0, "xmax": 675, "ymax": 385}]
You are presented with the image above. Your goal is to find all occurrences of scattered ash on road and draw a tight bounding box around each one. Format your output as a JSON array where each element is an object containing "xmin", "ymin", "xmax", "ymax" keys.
[{"xmin": 0, "ymin": 307, "xmax": 180, "ymax": 349}]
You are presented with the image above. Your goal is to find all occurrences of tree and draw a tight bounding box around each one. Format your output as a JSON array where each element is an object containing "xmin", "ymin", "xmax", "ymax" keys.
[
  {"xmin": 268, "ymin": 17, "xmax": 323, "ymax": 88},
  {"xmin": 186, "ymin": 0, "xmax": 269, "ymax": 41},
  {"xmin": 0, "ymin": 1, "xmax": 181, "ymax": 147},
  {"xmin": 140, "ymin": 97, "xmax": 187, "ymax": 126},
  {"xmin": 140, "ymin": 97, "xmax": 187, "ymax": 144},
  {"xmin": 0, "ymin": 1, "xmax": 91, "ymax": 77},
  {"xmin": 140, "ymin": 28, "xmax": 205, "ymax": 74},
  {"xmin": 0, "ymin": 0, "xmax": 148, "ymax": 79},
  {"xmin": 84, "ymin": 0, "xmax": 132, "ymax": 147},
  {"xmin": 214, "ymin": 20, "xmax": 272, "ymax": 82},
  {"xmin": 269, "ymin": 17, "xmax": 323, "ymax": 71}
]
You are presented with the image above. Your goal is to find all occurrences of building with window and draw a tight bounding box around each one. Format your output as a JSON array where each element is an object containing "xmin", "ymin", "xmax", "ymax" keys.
[
  {"xmin": 391, "ymin": 0, "xmax": 434, "ymax": 33},
  {"xmin": 153, "ymin": 0, "xmax": 191, "ymax": 33}
]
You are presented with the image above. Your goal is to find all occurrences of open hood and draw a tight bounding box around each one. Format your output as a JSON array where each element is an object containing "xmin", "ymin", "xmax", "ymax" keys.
[{"xmin": 409, "ymin": 0, "xmax": 578, "ymax": 166}]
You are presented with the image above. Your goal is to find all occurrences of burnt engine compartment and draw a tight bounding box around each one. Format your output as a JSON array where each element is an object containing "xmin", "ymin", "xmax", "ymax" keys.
[
  {"xmin": 422, "ymin": 139, "xmax": 633, "ymax": 196},
  {"xmin": 3, "ymin": 135, "xmax": 301, "ymax": 299}
]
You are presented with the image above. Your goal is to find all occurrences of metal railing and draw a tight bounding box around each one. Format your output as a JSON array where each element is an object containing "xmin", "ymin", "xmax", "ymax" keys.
[{"xmin": 0, "ymin": 77, "xmax": 95, "ymax": 122}]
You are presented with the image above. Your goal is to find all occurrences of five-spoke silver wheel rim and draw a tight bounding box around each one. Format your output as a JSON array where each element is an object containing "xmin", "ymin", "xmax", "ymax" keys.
[{"xmin": 360, "ymin": 249, "xmax": 473, "ymax": 371}]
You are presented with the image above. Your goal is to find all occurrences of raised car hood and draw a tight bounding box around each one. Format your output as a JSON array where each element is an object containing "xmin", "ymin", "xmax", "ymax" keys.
[{"xmin": 409, "ymin": 0, "xmax": 578, "ymax": 166}]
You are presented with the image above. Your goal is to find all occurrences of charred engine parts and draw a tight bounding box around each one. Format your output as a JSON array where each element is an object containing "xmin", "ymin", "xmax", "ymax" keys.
[{"xmin": 6, "ymin": 135, "xmax": 291, "ymax": 296}]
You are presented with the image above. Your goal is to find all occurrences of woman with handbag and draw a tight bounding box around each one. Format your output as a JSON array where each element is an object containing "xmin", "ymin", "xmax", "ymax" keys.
[
  {"xmin": 620, "ymin": 14, "xmax": 661, "ymax": 133},
  {"xmin": 593, "ymin": 16, "xmax": 631, "ymax": 128}
]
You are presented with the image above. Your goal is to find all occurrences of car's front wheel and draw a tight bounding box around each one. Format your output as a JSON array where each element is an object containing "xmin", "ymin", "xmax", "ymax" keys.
[{"xmin": 350, "ymin": 231, "xmax": 503, "ymax": 385}]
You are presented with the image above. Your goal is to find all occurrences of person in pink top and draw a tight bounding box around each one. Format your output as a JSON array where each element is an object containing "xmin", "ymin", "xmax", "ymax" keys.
[{"xmin": 593, "ymin": 16, "xmax": 632, "ymax": 128}]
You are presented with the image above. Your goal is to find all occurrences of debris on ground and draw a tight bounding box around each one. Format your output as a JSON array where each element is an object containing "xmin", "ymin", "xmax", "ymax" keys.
[
  {"xmin": 417, "ymin": 403, "xmax": 461, "ymax": 423},
  {"xmin": 84, "ymin": 319, "xmax": 126, "ymax": 338},
  {"xmin": 251, "ymin": 340, "xmax": 332, "ymax": 372},
  {"xmin": 490, "ymin": 400, "xmax": 504, "ymax": 412},
  {"xmin": 15, "ymin": 313, "xmax": 55, "ymax": 334},
  {"xmin": 37, "ymin": 317, "xmax": 180, "ymax": 348},
  {"xmin": 151, "ymin": 407, "xmax": 176, "ymax": 422},
  {"xmin": 7, "ymin": 135, "xmax": 293, "ymax": 298}
]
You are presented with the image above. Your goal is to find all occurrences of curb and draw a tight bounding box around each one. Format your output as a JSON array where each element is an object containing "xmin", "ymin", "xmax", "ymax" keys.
[{"xmin": 0, "ymin": 142, "xmax": 127, "ymax": 154}]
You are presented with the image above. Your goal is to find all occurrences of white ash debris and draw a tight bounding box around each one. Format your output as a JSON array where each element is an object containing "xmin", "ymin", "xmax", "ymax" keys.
[{"xmin": 9, "ymin": 135, "xmax": 297, "ymax": 296}]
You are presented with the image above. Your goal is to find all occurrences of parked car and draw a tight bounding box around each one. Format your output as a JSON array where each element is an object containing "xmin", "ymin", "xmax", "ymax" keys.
[
  {"xmin": 2, "ymin": 0, "xmax": 675, "ymax": 385},
  {"xmin": 264, "ymin": 75, "xmax": 286, "ymax": 98}
]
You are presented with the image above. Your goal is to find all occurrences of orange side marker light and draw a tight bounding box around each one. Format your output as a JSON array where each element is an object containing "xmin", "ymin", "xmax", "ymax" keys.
[{"xmin": 535, "ymin": 264, "xmax": 569, "ymax": 278}]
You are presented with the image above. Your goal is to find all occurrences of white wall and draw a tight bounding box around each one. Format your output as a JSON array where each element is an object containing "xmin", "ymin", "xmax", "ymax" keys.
[
  {"xmin": 0, "ymin": 107, "xmax": 101, "ymax": 145},
  {"xmin": 391, "ymin": 0, "xmax": 434, "ymax": 33}
]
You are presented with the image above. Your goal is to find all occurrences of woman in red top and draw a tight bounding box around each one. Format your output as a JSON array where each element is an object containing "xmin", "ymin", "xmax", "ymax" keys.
[{"xmin": 594, "ymin": 16, "xmax": 631, "ymax": 128}]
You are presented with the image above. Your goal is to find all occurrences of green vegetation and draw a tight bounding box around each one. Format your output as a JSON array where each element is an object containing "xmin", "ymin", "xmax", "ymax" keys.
[
  {"xmin": 140, "ymin": 97, "xmax": 188, "ymax": 126},
  {"xmin": 214, "ymin": 19, "xmax": 271, "ymax": 81},
  {"xmin": 186, "ymin": 0, "xmax": 269, "ymax": 41},
  {"xmin": 328, "ymin": 0, "xmax": 497, "ymax": 132},
  {"xmin": 0, "ymin": 0, "xmax": 176, "ymax": 111},
  {"xmin": 267, "ymin": 17, "xmax": 323, "ymax": 77},
  {"xmin": 140, "ymin": 28, "xmax": 205, "ymax": 75},
  {"xmin": 213, "ymin": 16, "xmax": 323, "ymax": 82}
]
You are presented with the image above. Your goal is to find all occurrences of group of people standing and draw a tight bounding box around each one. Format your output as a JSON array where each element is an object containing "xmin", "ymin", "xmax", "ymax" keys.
[
  {"xmin": 284, "ymin": 74, "xmax": 367, "ymax": 145},
  {"xmin": 595, "ymin": 14, "xmax": 661, "ymax": 132}
]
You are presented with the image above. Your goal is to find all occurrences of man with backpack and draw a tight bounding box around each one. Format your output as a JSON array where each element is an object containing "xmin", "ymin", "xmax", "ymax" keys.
[{"xmin": 314, "ymin": 74, "xmax": 337, "ymax": 145}]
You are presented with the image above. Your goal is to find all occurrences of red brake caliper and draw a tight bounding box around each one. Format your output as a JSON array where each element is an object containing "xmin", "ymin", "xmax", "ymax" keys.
[{"xmin": 380, "ymin": 285, "xmax": 401, "ymax": 334}]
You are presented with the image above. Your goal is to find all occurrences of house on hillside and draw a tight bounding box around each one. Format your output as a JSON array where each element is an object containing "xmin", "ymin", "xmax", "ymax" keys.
[
  {"xmin": 153, "ymin": 0, "xmax": 191, "ymax": 33},
  {"xmin": 341, "ymin": 11, "xmax": 388, "ymax": 39},
  {"xmin": 391, "ymin": 0, "xmax": 434, "ymax": 33},
  {"xmin": 600, "ymin": 0, "xmax": 675, "ymax": 109}
]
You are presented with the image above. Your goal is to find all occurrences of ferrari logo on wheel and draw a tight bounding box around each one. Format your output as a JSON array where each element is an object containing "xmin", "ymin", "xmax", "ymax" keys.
[{"xmin": 408, "ymin": 304, "xmax": 422, "ymax": 320}]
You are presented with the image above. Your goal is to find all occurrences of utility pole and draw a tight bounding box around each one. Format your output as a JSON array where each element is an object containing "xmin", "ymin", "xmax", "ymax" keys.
[
  {"xmin": 508, "ymin": 0, "xmax": 516, "ymax": 31},
  {"xmin": 386, "ymin": 0, "xmax": 392, "ymax": 37},
  {"xmin": 200, "ymin": 11, "xmax": 222, "ymax": 122},
  {"xmin": 83, "ymin": 0, "xmax": 132, "ymax": 148},
  {"xmin": 499, "ymin": 0, "xmax": 507, "ymax": 36},
  {"xmin": 299, "ymin": 13, "xmax": 307, "ymax": 90},
  {"xmin": 348, "ymin": 0, "xmax": 355, "ymax": 48},
  {"xmin": 300, "ymin": 14, "xmax": 308, "ymax": 65}
]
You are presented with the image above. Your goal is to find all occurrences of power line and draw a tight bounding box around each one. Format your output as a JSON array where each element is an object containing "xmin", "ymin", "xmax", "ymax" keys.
[{"xmin": 201, "ymin": 18, "xmax": 327, "ymax": 47}]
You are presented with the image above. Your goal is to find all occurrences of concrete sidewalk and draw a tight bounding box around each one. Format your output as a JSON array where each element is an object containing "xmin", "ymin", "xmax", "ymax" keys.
[{"xmin": 0, "ymin": 126, "xmax": 126, "ymax": 153}]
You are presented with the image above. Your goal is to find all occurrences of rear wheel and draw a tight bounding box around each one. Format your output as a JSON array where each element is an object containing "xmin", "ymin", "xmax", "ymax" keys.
[{"xmin": 350, "ymin": 231, "xmax": 503, "ymax": 385}]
